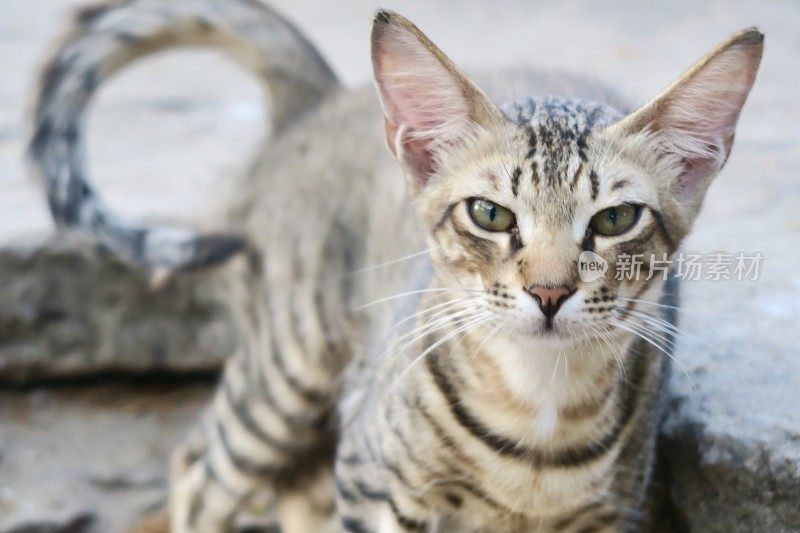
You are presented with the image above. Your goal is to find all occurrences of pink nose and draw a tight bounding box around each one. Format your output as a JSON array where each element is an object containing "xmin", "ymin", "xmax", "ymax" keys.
[{"xmin": 526, "ymin": 285, "xmax": 576, "ymax": 319}]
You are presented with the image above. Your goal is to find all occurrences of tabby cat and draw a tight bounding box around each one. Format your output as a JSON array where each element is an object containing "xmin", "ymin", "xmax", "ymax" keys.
[{"xmin": 29, "ymin": 1, "xmax": 763, "ymax": 531}]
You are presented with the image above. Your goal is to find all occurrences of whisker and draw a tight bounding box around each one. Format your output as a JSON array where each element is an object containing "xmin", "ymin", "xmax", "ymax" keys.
[
  {"xmin": 610, "ymin": 318, "xmax": 673, "ymax": 355},
  {"xmin": 586, "ymin": 322, "xmax": 627, "ymax": 382},
  {"xmin": 443, "ymin": 315, "xmax": 494, "ymax": 366},
  {"xmin": 625, "ymin": 309, "xmax": 682, "ymax": 337},
  {"xmin": 387, "ymin": 296, "xmax": 482, "ymax": 338},
  {"xmin": 467, "ymin": 320, "xmax": 505, "ymax": 365},
  {"xmin": 627, "ymin": 309, "xmax": 718, "ymax": 355},
  {"xmin": 382, "ymin": 303, "xmax": 490, "ymax": 375},
  {"xmin": 388, "ymin": 306, "xmax": 486, "ymax": 355},
  {"xmin": 353, "ymin": 287, "xmax": 486, "ymax": 310},
  {"xmin": 618, "ymin": 297, "xmax": 724, "ymax": 344},
  {"xmin": 609, "ymin": 318, "xmax": 697, "ymax": 388},
  {"xmin": 616, "ymin": 296, "xmax": 682, "ymax": 312},
  {"xmin": 347, "ymin": 246, "xmax": 440, "ymax": 275},
  {"xmin": 391, "ymin": 313, "xmax": 493, "ymax": 388},
  {"xmin": 550, "ymin": 351, "xmax": 562, "ymax": 386},
  {"xmin": 578, "ymin": 325, "xmax": 600, "ymax": 366},
  {"xmin": 620, "ymin": 312, "xmax": 680, "ymax": 352}
]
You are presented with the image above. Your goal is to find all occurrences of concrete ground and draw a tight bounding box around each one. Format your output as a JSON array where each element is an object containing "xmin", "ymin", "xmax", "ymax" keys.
[{"xmin": 0, "ymin": 0, "xmax": 798, "ymax": 531}]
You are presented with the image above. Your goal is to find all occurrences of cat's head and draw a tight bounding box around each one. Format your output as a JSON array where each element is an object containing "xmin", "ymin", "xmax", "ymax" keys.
[{"xmin": 371, "ymin": 11, "xmax": 762, "ymax": 342}]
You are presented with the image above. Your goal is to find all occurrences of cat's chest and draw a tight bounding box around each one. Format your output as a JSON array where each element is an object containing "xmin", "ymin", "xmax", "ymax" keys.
[
  {"xmin": 419, "ymin": 352, "xmax": 620, "ymax": 524},
  {"xmin": 439, "ymin": 411, "xmax": 615, "ymax": 500},
  {"xmin": 428, "ymin": 457, "xmax": 614, "ymax": 532}
]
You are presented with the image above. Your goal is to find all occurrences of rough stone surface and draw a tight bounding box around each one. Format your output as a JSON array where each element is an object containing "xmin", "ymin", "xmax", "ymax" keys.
[
  {"xmin": 0, "ymin": 0, "xmax": 798, "ymax": 531},
  {"xmin": 0, "ymin": 234, "xmax": 235, "ymax": 383}
]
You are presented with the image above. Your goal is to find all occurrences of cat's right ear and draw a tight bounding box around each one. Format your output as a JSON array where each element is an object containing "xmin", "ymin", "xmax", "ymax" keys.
[{"xmin": 371, "ymin": 11, "xmax": 502, "ymax": 191}]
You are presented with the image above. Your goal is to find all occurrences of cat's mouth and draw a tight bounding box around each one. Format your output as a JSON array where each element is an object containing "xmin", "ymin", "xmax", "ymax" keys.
[
  {"xmin": 501, "ymin": 312, "xmax": 584, "ymax": 341},
  {"xmin": 528, "ymin": 320, "xmax": 578, "ymax": 340}
]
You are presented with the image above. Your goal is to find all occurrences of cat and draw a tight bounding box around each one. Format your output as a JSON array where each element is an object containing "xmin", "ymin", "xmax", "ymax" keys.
[{"xmin": 29, "ymin": 0, "xmax": 763, "ymax": 531}]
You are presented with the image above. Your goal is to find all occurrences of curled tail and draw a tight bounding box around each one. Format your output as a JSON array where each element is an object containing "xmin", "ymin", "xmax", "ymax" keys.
[{"xmin": 29, "ymin": 0, "xmax": 340, "ymax": 273}]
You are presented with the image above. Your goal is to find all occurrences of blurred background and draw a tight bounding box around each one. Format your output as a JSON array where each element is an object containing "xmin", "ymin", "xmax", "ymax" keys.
[{"xmin": 0, "ymin": 0, "xmax": 798, "ymax": 531}]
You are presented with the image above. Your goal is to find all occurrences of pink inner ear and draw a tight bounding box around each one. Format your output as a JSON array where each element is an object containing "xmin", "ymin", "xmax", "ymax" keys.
[
  {"xmin": 372, "ymin": 24, "xmax": 474, "ymax": 185},
  {"xmin": 674, "ymin": 129, "xmax": 735, "ymax": 200},
  {"xmin": 403, "ymin": 132, "xmax": 436, "ymax": 181},
  {"xmin": 383, "ymin": 116, "xmax": 437, "ymax": 185},
  {"xmin": 653, "ymin": 43, "xmax": 761, "ymax": 202},
  {"xmin": 375, "ymin": 56, "xmax": 470, "ymax": 139},
  {"xmin": 676, "ymin": 151, "xmax": 720, "ymax": 200}
]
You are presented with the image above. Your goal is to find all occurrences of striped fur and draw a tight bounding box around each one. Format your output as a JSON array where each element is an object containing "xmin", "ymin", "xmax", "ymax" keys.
[{"xmin": 30, "ymin": 3, "xmax": 762, "ymax": 532}]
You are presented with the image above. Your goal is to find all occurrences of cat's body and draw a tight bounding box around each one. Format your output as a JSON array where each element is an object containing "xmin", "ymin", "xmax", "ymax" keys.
[
  {"xmin": 29, "ymin": 1, "xmax": 762, "ymax": 532},
  {"xmin": 327, "ymin": 95, "xmax": 675, "ymax": 532},
  {"xmin": 208, "ymin": 75, "xmax": 667, "ymax": 533}
]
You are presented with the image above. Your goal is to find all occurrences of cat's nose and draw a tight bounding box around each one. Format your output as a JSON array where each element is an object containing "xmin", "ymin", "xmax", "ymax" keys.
[{"xmin": 526, "ymin": 285, "xmax": 576, "ymax": 319}]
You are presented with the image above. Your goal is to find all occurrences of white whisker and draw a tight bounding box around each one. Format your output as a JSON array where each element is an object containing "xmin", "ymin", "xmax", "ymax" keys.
[
  {"xmin": 618, "ymin": 297, "xmax": 723, "ymax": 343},
  {"xmin": 391, "ymin": 313, "xmax": 492, "ymax": 389},
  {"xmin": 467, "ymin": 320, "xmax": 505, "ymax": 365},
  {"xmin": 388, "ymin": 306, "xmax": 485, "ymax": 355},
  {"xmin": 609, "ymin": 318, "xmax": 697, "ymax": 389},
  {"xmin": 587, "ymin": 322, "xmax": 627, "ymax": 381},
  {"xmin": 625, "ymin": 309, "xmax": 682, "ymax": 337},
  {"xmin": 348, "ymin": 246, "xmax": 440, "ymax": 275},
  {"xmin": 353, "ymin": 287, "xmax": 485, "ymax": 310},
  {"xmin": 621, "ymin": 314, "xmax": 680, "ymax": 352},
  {"xmin": 387, "ymin": 296, "xmax": 482, "ymax": 338},
  {"xmin": 550, "ymin": 351, "xmax": 562, "ymax": 386}
]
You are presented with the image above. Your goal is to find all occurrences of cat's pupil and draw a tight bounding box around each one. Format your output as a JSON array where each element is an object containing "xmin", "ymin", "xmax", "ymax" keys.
[
  {"xmin": 489, "ymin": 205, "xmax": 497, "ymax": 221},
  {"xmin": 607, "ymin": 208, "xmax": 618, "ymax": 225}
]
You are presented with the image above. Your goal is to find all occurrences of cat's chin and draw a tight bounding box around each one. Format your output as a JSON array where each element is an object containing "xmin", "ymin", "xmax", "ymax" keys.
[
  {"xmin": 506, "ymin": 320, "xmax": 590, "ymax": 346},
  {"xmin": 529, "ymin": 328, "xmax": 582, "ymax": 344},
  {"xmin": 532, "ymin": 327, "xmax": 573, "ymax": 340}
]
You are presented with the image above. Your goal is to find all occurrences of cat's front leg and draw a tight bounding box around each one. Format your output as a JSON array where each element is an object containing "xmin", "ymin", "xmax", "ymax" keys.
[
  {"xmin": 167, "ymin": 373, "xmax": 263, "ymax": 533},
  {"xmin": 548, "ymin": 501, "xmax": 628, "ymax": 533},
  {"xmin": 376, "ymin": 491, "xmax": 433, "ymax": 533},
  {"xmin": 169, "ymin": 443, "xmax": 243, "ymax": 532},
  {"xmin": 276, "ymin": 468, "xmax": 338, "ymax": 533},
  {"xmin": 338, "ymin": 493, "xmax": 432, "ymax": 533},
  {"xmin": 335, "ymin": 456, "xmax": 432, "ymax": 533},
  {"xmin": 168, "ymin": 350, "xmax": 326, "ymax": 532}
]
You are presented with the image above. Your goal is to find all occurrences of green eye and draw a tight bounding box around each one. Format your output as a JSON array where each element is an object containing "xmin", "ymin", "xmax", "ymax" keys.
[
  {"xmin": 590, "ymin": 204, "xmax": 641, "ymax": 236},
  {"xmin": 468, "ymin": 199, "xmax": 516, "ymax": 232}
]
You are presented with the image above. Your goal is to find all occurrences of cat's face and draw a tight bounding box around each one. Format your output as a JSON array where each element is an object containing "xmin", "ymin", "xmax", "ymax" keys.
[
  {"xmin": 372, "ymin": 12, "xmax": 762, "ymax": 342},
  {"xmin": 413, "ymin": 99, "xmax": 683, "ymax": 340}
]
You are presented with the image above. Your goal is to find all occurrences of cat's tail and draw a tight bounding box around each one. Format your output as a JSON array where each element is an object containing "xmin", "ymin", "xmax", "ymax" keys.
[{"xmin": 28, "ymin": 0, "xmax": 341, "ymax": 274}]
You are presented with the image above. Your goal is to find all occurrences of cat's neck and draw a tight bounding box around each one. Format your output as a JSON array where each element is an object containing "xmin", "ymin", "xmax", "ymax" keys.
[{"xmin": 451, "ymin": 323, "xmax": 630, "ymax": 440}]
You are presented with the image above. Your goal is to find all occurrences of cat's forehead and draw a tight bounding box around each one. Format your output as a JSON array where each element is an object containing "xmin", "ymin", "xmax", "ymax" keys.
[
  {"xmin": 504, "ymin": 96, "xmax": 620, "ymax": 163},
  {"xmin": 497, "ymin": 97, "xmax": 622, "ymax": 210},
  {"xmin": 505, "ymin": 96, "xmax": 618, "ymax": 130}
]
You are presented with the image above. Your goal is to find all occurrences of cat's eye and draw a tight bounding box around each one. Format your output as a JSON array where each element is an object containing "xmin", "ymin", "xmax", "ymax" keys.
[
  {"xmin": 468, "ymin": 199, "xmax": 516, "ymax": 232},
  {"xmin": 590, "ymin": 204, "xmax": 641, "ymax": 237}
]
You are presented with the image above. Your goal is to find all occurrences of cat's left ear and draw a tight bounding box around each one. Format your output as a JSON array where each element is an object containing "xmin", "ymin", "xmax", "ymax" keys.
[
  {"xmin": 610, "ymin": 28, "xmax": 763, "ymax": 217},
  {"xmin": 371, "ymin": 11, "xmax": 503, "ymax": 192}
]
